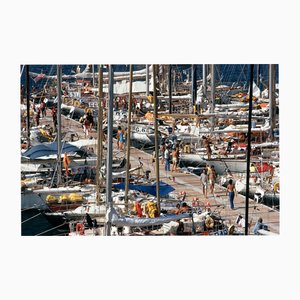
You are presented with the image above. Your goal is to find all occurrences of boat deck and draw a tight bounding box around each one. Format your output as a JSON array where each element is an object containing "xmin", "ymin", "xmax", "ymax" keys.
[
  {"xmin": 128, "ymin": 146, "xmax": 280, "ymax": 235},
  {"xmin": 38, "ymin": 111, "xmax": 280, "ymax": 235}
]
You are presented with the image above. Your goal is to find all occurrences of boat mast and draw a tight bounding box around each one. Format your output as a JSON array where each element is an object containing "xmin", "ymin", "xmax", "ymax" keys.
[
  {"xmin": 245, "ymin": 64, "xmax": 254, "ymax": 235},
  {"xmin": 25, "ymin": 65, "xmax": 31, "ymax": 148},
  {"xmin": 203, "ymin": 64, "xmax": 207, "ymax": 100},
  {"xmin": 146, "ymin": 64, "xmax": 149, "ymax": 96},
  {"xmin": 168, "ymin": 64, "xmax": 172, "ymax": 113},
  {"xmin": 210, "ymin": 64, "xmax": 215, "ymax": 130},
  {"xmin": 125, "ymin": 65, "xmax": 133, "ymax": 213},
  {"xmin": 96, "ymin": 65, "xmax": 103, "ymax": 205},
  {"xmin": 268, "ymin": 64, "xmax": 276, "ymax": 141},
  {"xmin": 92, "ymin": 64, "xmax": 95, "ymax": 88},
  {"xmin": 153, "ymin": 64, "xmax": 161, "ymax": 213},
  {"xmin": 191, "ymin": 64, "xmax": 197, "ymax": 113},
  {"xmin": 56, "ymin": 65, "xmax": 62, "ymax": 186},
  {"xmin": 104, "ymin": 64, "xmax": 114, "ymax": 236}
]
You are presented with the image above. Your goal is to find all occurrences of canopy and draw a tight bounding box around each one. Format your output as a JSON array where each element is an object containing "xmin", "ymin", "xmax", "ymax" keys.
[
  {"xmin": 113, "ymin": 181, "xmax": 175, "ymax": 197},
  {"xmin": 22, "ymin": 142, "xmax": 85, "ymax": 159}
]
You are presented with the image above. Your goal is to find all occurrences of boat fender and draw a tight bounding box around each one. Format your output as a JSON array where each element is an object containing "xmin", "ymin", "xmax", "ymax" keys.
[
  {"xmin": 74, "ymin": 100, "xmax": 80, "ymax": 107},
  {"xmin": 205, "ymin": 216, "xmax": 214, "ymax": 229},
  {"xmin": 76, "ymin": 223, "xmax": 84, "ymax": 235},
  {"xmin": 273, "ymin": 182, "xmax": 280, "ymax": 193}
]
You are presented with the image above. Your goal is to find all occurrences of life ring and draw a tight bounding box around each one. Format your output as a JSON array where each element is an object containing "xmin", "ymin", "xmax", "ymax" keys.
[
  {"xmin": 74, "ymin": 100, "xmax": 80, "ymax": 108},
  {"xmin": 205, "ymin": 216, "xmax": 214, "ymax": 229},
  {"xmin": 76, "ymin": 223, "xmax": 84, "ymax": 235},
  {"xmin": 273, "ymin": 182, "xmax": 280, "ymax": 193}
]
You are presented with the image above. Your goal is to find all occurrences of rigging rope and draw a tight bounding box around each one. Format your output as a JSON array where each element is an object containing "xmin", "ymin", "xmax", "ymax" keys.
[{"xmin": 35, "ymin": 221, "xmax": 68, "ymax": 236}]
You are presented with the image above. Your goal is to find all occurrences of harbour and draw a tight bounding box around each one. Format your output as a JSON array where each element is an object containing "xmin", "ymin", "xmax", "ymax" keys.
[{"xmin": 20, "ymin": 64, "xmax": 280, "ymax": 236}]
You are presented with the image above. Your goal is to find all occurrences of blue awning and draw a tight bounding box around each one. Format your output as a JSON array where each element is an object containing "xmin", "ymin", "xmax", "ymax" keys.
[
  {"xmin": 22, "ymin": 142, "xmax": 84, "ymax": 159},
  {"xmin": 113, "ymin": 181, "xmax": 175, "ymax": 197}
]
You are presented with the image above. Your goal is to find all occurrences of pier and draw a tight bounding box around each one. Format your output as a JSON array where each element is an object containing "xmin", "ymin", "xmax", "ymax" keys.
[{"xmin": 39, "ymin": 113, "xmax": 279, "ymax": 234}]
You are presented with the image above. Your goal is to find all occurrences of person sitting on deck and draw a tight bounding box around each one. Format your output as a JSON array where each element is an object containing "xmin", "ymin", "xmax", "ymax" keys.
[
  {"xmin": 179, "ymin": 202, "xmax": 191, "ymax": 214},
  {"xmin": 253, "ymin": 217, "xmax": 269, "ymax": 235},
  {"xmin": 168, "ymin": 203, "xmax": 181, "ymax": 215}
]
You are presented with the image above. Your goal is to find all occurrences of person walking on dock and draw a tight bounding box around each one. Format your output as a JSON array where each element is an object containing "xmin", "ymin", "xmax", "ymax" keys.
[
  {"xmin": 208, "ymin": 165, "xmax": 217, "ymax": 194},
  {"xmin": 200, "ymin": 169, "xmax": 208, "ymax": 198},
  {"xmin": 164, "ymin": 145, "xmax": 171, "ymax": 176},
  {"xmin": 227, "ymin": 179, "xmax": 236, "ymax": 209}
]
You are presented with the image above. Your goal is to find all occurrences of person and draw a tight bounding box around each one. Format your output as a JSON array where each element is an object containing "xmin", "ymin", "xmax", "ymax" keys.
[
  {"xmin": 200, "ymin": 169, "xmax": 208, "ymax": 198},
  {"xmin": 195, "ymin": 111, "xmax": 201, "ymax": 127},
  {"xmin": 171, "ymin": 145, "xmax": 177, "ymax": 172},
  {"xmin": 134, "ymin": 200, "xmax": 143, "ymax": 217},
  {"xmin": 227, "ymin": 179, "xmax": 236, "ymax": 209},
  {"xmin": 164, "ymin": 145, "xmax": 171, "ymax": 174},
  {"xmin": 119, "ymin": 128, "xmax": 125, "ymax": 150},
  {"xmin": 175, "ymin": 143, "xmax": 180, "ymax": 170},
  {"xmin": 179, "ymin": 202, "xmax": 191, "ymax": 213},
  {"xmin": 202, "ymin": 135, "xmax": 212, "ymax": 159},
  {"xmin": 169, "ymin": 203, "xmax": 181, "ymax": 215},
  {"xmin": 85, "ymin": 213, "xmax": 94, "ymax": 229},
  {"xmin": 51, "ymin": 106, "xmax": 57, "ymax": 131},
  {"xmin": 226, "ymin": 139, "xmax": 234, "ymax": 154},
  {"xmin": 40, "ymin": 100, "xmax": 46, "ymax": 118},
  {"xmin": 267, "ymin": 162, "xmax": 274, "ymax": 184},
  {"xmin": 116, "ymin": 126, "xmax": 122, "ymax": 149},
  {"xmin": 83, "ymin": 115, "xmax": 91, "ymax": 138},
  {"xmin": 208, "ymin": 165, "xmax": 217, "ymax": 194},
  {"xmin": 86, "ymin": 111, "xmax": 94, "ymax": 131},
  {"xmin": 160, "ymin": 142, "xmax": 165, "ymax": 165},
  {"xmin": 253, "ymin": 217, "xmax": 269, "ymax": 235},
  {"xmin": 35, "ymin": 109, "xmax": 41, "ymax": 126}
]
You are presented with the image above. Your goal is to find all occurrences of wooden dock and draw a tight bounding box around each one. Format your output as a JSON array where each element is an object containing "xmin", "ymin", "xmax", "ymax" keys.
[{"xmin": 39, "ymin": 111, "xmax": 280, "ymax": 235}]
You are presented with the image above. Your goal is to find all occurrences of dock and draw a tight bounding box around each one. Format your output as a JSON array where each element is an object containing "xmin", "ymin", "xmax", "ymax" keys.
[{"xmin": 38, "ymin": 110, "xmax": 280, "ymax": 235}]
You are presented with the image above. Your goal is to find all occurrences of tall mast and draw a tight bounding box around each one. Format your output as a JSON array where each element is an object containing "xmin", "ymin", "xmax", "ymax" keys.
[
  {"xmin": 210, "ymin": 64, "xmax": 215, "ymax": 129},
  {"xmin": 245, "ymin": 64, "xmax": 254, "ymax": 235},
  {"xmin": 104, "ymin": 65, "xmax": 114, "ymax": 236},
  {"xmin": 56, "ymin": 65, "xmax": 62, "ymax": 186},
  {"xmin": 92, "ymin": 64, "xmax": 95, "ymax": 88},
  {"xmin": 153, "ymin": 64, "xmax": 161, "ymax": 213},
  {"xmin": 96, "ymin": 65, "xmax": 103, "ymax": 205},
  {"xmin": 125, "ymin": 65, "xmax": 133, "ymax": 213},
  {"xmin": 268, "ymin": 64, "xmax": 276, "ymax": 141},
  {"xmin": 168, "ymin": 64, "xmax": 172, "ymax": 113},
  {"xmin": 146, "ymin": 64, "xmax": 149, "ymax": 96},
  {"xmin": 25, "ymin": 65, "xmax": 31, "ymax": 148},
  {"xmin": 191, "ymin": 64, "xmax": 197, "ymax": 112},
  {"xmin": 203, "ymin": 64, "xmax": 207, "ymax": 99}
]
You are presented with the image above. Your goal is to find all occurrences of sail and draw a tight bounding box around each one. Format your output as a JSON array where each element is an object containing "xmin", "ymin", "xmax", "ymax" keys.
[
  {"xmin": 248, "ymin": 81, "xmax": 261, "ymax": 98},
  {"xmin": 108, "ymin": 207, "xmax": 191, "ymax": 227}
]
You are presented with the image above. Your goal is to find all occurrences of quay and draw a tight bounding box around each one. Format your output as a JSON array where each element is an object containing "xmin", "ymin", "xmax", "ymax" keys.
[{"xmin": 38, "ymin": 112, "xmax": 279, "ymax": 235}]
